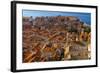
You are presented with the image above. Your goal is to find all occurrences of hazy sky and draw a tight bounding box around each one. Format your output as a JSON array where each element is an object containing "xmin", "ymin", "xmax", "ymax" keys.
[{"xmin": 22, "ymin": 10, "xmax": 91, "ymax": 25}]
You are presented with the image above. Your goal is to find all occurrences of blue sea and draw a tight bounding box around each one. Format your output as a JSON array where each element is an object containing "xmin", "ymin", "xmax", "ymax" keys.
[{"xmin": 23, "ymin": 10, "xmax": 91, "ymax": 25}]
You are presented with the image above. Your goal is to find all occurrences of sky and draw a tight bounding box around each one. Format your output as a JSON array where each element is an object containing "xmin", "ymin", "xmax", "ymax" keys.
[{"xmin": 22, "ymin": 10, "xmax": 91, "ymax": 25}]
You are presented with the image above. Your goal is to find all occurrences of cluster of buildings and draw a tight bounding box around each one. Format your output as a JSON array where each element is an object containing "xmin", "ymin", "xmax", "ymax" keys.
[{"xmin": 22, "ymin": 16, "xmax": 91, "ymax": 63}]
